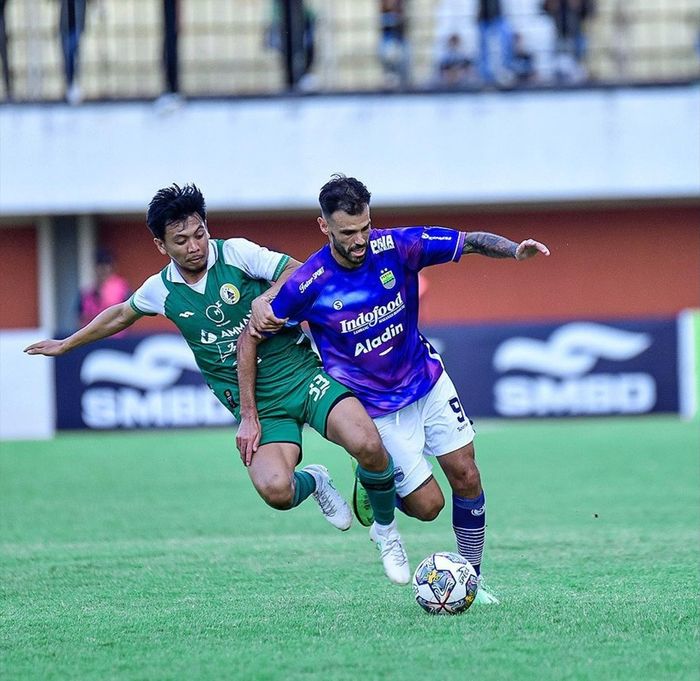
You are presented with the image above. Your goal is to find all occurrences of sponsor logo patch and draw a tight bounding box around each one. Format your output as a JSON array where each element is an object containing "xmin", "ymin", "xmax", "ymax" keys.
[
  {"xmin": 299, "ymin": 266, "xmax": 325, "ymax": 293},
  {"xmin": 205, "ymin": 301, "xmax": 230, "ymax": 327},
  {"xmin": 340, "ymin": 292, "xmax": 404, "ymax": 334},
  {"xmin": 219, "ymin": 283, "xmax": 240, "ymax": 305},
  {"xmin": 223, "ymin": 389, "xmax": 237, "ymax": 409},
  {"xmin": 216, "ymin": 340, "xmax": 236, "ymax": 362},
  {"xmin": 421, "ymin": 232, "xmax": 452, "ymax": 241},
  {"xmin": 370, "ymin": 234, "xmax": 395, "ymax": 254},
  {"xmin": 379, "ymin": 268, "xmax": 396, "ymax": 289},
  {"xmin": 354, "ymin": 323, "xmax": 404, "ymax": 356}
]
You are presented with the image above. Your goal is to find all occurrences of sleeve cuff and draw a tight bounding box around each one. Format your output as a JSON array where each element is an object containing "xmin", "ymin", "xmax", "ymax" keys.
[
  {"xmin": 272, "ymin": 254, "xmax": 290, "ymax": 281},
  {"xmin": 452, "ymin": 231, "xmax": 466, "ymax": 262},
  {"xmin": 128, "ymin": 297, "xmax": 152, "ymax": 317}
]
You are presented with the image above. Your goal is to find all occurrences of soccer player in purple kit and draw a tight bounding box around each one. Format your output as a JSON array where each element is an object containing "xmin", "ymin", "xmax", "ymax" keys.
[{"xmin": 237, "ymin": 175, "xmax": 550, "ymax": 602}]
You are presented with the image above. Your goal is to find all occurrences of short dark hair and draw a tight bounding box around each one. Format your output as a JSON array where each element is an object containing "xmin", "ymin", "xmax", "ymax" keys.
[
  {"xmin": 319, "ymin": 174, "xmax": 371, "ymax": 218},
  {"xmin": 146, "ymin": 183, "xmax": 207, "ymax": 240}
]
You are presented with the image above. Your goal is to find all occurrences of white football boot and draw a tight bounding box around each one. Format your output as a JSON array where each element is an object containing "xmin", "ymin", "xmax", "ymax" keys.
[
  {"xmin": 303, "ymin": 464, "xmax": 353, "ymax": 531},
  {"xmin": 369, "ymin": 520, "xmax": 411, "ymax": 585},
  {"xmin": 473, "ymin": 575, "xmax": 500, "ymax": 604}
]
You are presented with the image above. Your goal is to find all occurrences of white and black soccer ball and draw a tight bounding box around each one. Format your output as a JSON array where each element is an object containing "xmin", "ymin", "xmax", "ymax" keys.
[{"xmin": 412, "ymin": 552, "xmax": 478, "ymax": 615}]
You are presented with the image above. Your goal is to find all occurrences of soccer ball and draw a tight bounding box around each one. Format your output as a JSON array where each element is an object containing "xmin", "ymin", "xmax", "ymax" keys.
[{"xmin": 412, "ymin": 552, "xmax": 479, "ymax": 615}]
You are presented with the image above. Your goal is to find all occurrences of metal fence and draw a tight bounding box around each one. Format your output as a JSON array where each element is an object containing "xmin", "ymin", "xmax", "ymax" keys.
[{"xmin": 2, "ymin": 0, "xmax": 699, "ymax": 103}]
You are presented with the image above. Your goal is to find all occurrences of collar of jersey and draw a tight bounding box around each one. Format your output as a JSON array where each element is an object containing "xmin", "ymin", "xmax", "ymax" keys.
[{"xmin": 167, "ymin": 241, "xmax": 217, "ymax": 284}]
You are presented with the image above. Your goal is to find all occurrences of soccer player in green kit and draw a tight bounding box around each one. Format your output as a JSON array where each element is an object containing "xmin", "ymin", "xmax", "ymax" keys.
[{"xmin": 24, "ymin": 183, "xmax": 409, "ymax": 585}]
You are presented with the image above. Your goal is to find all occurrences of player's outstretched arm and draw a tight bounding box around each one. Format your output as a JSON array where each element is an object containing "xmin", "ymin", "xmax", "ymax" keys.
[
  {"xmin": 23, "ymin": 301, "xmax": 141, "ymax": 357},
  {"xmin": 463, "ymin": 232, "xmax": 550, "ymax": 260},
  {"xmin": 235, "ymin": 326, "xmax": 264, "ymax": 466}
]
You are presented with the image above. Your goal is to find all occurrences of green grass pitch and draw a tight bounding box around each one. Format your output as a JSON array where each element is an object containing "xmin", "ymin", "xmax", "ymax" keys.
[{"xmin": 1, "ymin": 416, "xmax": 698, "ymax": 681}]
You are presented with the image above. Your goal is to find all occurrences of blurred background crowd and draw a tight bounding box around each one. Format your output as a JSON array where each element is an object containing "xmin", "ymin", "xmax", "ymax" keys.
[{"xmin": 0, "ymin": 0, "xmax": 699, "ymax": 104}]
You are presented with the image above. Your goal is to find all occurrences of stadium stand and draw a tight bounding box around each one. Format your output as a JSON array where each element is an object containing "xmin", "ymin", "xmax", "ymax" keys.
[{"xmin": 1, "ymin": 0, "xmax": 698, "ymax": 102}]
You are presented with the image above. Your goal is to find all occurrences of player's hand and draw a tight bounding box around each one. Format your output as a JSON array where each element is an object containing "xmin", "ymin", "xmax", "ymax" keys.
[
  {"xmin": 236, "ymin": 414, "xmax": 261, "ymax": 466},
  {"xmin": 23, "ymin": 339, "xmax": 67, "ymax": 356},
  {"xmin": 515, "ymin": 239, "xmax": 550, "ymax": 261},
  {"xmin": 250, "ymin": 295, "xmax": 287, "ymax": 339}
]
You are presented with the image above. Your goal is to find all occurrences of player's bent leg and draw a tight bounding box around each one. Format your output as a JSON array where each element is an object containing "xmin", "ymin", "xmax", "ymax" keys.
[
  {"xmin": 326, "ymin": 396, "xmax": 395, "ymax": 526},
  {"xmin": 399, "ymin": 476, "xmax": 445, "ymax": 521},
  {"xmin": 325, "ymin": 396, "xmax": 387, "ymax": 471},
  {"xmin": 438, "ymin": 442, "xmax": 482, "ymax": 498},
  {"xmin": 247, "ymin": 442, "xmax": 352, "ymax": 530},
  {"xmin": 326, "ymin": 397, "xmax": 409, "ymax": 584},
  {"xmin": 437, "ymin": 443, "xmax": 497, "ymax": 603},
  {"xmin": 247, "ymin": 442, "xmax": 301, "ymax": 510},
  {"xmin": 438, "ymin": 444, "xmax": 487, "ymax": 569}
]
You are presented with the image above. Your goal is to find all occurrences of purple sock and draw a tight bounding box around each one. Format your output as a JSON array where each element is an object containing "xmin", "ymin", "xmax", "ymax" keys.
[{"xmin": 452, "ymin": 491, "xmax": 486, "ymax": 575}]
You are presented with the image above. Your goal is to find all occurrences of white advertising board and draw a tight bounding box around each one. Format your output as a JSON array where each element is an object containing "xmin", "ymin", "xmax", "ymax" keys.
[{"xmin": 0, "ymin": 330, "xmax": 55, "ymax": 440}]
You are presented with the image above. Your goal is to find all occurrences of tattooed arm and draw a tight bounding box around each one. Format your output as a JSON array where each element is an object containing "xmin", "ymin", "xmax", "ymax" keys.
[{"xmin": 463, "ymin": 232, "xmax": 550, "ymax": 261}]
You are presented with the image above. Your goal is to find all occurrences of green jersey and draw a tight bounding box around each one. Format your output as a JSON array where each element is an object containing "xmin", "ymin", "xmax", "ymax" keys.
[{"xmin": 129, "ymin": 238, "xmax": 321, "ymax": 411}]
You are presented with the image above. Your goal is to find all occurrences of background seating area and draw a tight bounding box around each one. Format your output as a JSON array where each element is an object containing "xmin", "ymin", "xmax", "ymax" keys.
[{"xmin": 2, "ymin": 0, "xmax": 699, "ymax": 103}]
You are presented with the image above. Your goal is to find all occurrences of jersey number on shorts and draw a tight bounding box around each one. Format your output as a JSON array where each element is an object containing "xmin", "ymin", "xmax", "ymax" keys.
[
  {"xmin": 449, "ymin": 397, "xmax": 466, "ymax": 423},
  {"xmin": 309, "ymin": 374, "xmax": 331, "ymax": 402}
]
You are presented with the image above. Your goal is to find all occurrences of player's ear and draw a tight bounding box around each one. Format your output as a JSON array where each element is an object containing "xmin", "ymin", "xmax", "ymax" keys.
[
  {"xmin": 153, "ymin": 237, "xmax": 168, "ymax": 256},
  {"xmin": 318, "ymin": 216, "xmax": 329, "ymax": 235}
]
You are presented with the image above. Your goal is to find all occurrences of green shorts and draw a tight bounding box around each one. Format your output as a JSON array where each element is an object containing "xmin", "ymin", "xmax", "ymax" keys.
[
  {"xmin": 255, "ymin": 368, "xmax": 352, "ymax": 448},
  {"xmin": 212, "ymin": 367, "xmax": 352, "ymax": 449}
]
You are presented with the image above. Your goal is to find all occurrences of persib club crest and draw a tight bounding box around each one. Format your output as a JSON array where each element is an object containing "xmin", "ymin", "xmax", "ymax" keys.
[
  {"xmin": 380, "ymin": 269, "xmax": 396, "ymax": 289},
  {"xmin": 219, "ymin": 283, "xmax": 240, "ymax": 305}
]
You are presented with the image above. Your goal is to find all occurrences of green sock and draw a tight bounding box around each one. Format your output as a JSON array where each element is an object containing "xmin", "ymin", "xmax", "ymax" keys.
[
  {"xmin": 357, "ymin": 460, "xmax": 396, "ymax": 525},
  {"xmin": 292, "ymin": 470, "xmax": 316, "ymax": 508}
]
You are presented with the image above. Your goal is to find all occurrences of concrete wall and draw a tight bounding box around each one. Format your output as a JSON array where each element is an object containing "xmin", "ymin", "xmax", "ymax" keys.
[
  {"xmin": 2, "ymin": 85, "xmax": 699, "ymax": 216},
  {"xmin": 2, "ymin": 204, "xmax": 698, "ymax": 330}
]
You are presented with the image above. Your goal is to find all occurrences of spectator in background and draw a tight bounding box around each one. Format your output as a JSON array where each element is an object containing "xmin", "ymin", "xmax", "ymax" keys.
[
  {"xmin": 79, "ymin": 249, "xmax": 131, "ymax": 329},
  {"xmin": 379, "ymin": 0, "xmax": 409, "ymax": 89},
  {"xmin": 542, "ymin": 0, "xmax": 594, "ymax": 83},
  {"xmin": 59, "ymin": 0, "xmax": 88, "ymax": 105},
  {"xmin": 477, "ymin": 0, "xmax": 513, "ymax": 86},
  {"xmin": 0, "ymin": 0, "xmax": 11, "ymax": 101},
  {"xmin": 434, "ymin": 33, "xmax": 474, "ymax": 88},
  {"xmin": 511, "ymin": 32, "xmax": 536, "ymax": 84},
  {"xmin": 266, "ymin": 0, "xmax": 317, "ymax": 91},
  {"xmin": 609, "ymin": 0, "xmax": 631, "ymax": 81}
]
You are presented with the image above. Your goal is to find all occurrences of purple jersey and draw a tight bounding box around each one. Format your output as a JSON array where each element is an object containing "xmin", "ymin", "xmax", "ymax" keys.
[{"xmin": 272, "ymin": 226, "xmax": 465, "ymax": 416}]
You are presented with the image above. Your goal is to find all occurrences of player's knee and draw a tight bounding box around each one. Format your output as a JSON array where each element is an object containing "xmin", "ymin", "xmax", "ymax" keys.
[
  {"xmin": 350, "ymin": 429, "xmax": 387, "ymax": 470},
  {"xmin": 258, "ymin": 477, "xmax": 294, "ymax": 510},
  {"xmin": 406, "ymin": 486, "xmax": 445, "ymax": 521},
  {"xmin": 451, "ymin": 462, "xmax": 482, "ymax": 497},
  {"xmin": 413, "ymin": 496, "xmax": 445, "ymax": 521}
]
